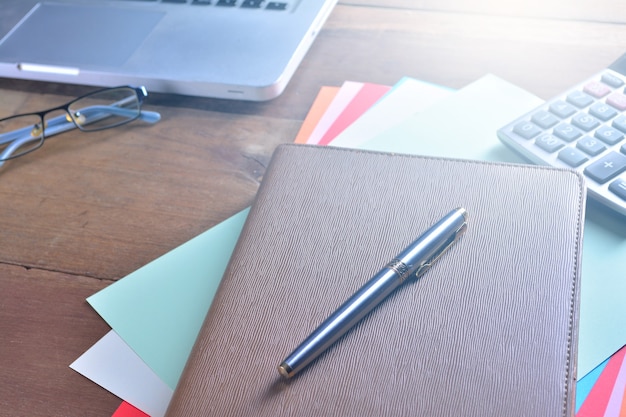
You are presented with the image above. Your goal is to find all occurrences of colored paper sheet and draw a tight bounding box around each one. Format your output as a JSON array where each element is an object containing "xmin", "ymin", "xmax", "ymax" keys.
[
  {"xmin": 87, "ymin": 208, "xmax": 248, "ymax": 390},
  {"xmin": 294, "ymin": 86, "xmax": 340, "ymax": 144},
  {"xmin": 317, "ymin": 82, "xmax": 391, "ymax": 146},
  {"xmin": 330, "ymin": 77, "xmax": 454, "ymax": 149},
  {"xmin": 577, "ymin": 357, "xmax": 610, "ymax": 412},
  {"xmin": 353, "ymin": 74, "xmax": 626, "ymax": 379},
  {"xmin": 621, "ymin": 386, "xmax": 626, "ymax": 417},
  {"xmin": 112, "ymin": 401, "xmax": 150, "ymax": 417},
  {"xmin": 305, "ymin": 81, "xmax": 363, "ymax": 144},
  {"xmin": 575, "ymin": 217, "xmax": 626, "ymax": 378},
  {"xmin": 604, "ymin": 346, "xmax": 626, "ymax": 417},
  {"xmin": 70, "ymin": 330, "xmax": 172, "ymax": 417},
  {"xmin": 577, "ymin": 347, "xmax": 626, "ymax": 416}
]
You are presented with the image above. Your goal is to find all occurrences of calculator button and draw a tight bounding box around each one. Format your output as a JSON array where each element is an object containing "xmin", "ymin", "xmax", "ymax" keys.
[
  {"xmin": 577, "ymin": 136, "xmax": 606, "ymax": 156},
  {"xmin": 558, "ymin": 147, "xmax": 588, "ymax": 167},
  {"xmin": 609, "ymin": 178, "xmax": 626, "ymax": 200},
  {"xmin": 584, "ymin": 152, "xmax": 626, "ymax": 183},
  {"xmin": 601, "ymin": 73, "xmax": 625, "ymax": 88},
  {"xmin": 583, "ymin": 81, "xmax": 611, "ymax": 98},
  {"xmin": 566, "ymin": 91, "xmax": 594, "ymax": 108},
  {"xmin": 553, "ymin": 123, "xmax": 582, "ymax": 142},
  {"xmin": 535, "ymin": 133, "xmax": 564, "ymax": 152},
  {"xmin": 513, "ymin": 121, "xmax": 541, "ymax": 139},
  {"xmin": 589, "ymin": 102, "xmax": 618, "ymax": 121},
  {"xmin": 531, "ymin": 110, "xmax": 559, "ymax": 128},
  {"xmin": 595, "ymin": 125, "xmax": 625, "ymax": 145},
  {"xmin": 612, "ymin": 115, "xmax": 626, "ymax": 134},
  {"xmin": 549, "ymin": 100, "xmax": 577, "ymax": 118},
  {"xmin": 571, "ymin": 112, "xmax": 600, "ymax": 131},
  {"xmin": 607, "ymin": 92, "xmax": 626, "ymax": 111}
]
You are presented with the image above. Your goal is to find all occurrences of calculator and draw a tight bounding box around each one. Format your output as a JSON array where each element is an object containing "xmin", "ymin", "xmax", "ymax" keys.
[{"xmin": 497, "ymin": 53, "xmax": 626, "ymax": 217}]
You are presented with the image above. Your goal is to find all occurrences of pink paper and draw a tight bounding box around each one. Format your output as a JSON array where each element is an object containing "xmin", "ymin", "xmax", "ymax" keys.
[
  {"xmin": 305, "ymin": 81, "xmax": 363, "ymax": 144},
  {"xmin": 112, "ymin": 402, "xmax": 150, "ymax": 417},
  {"xmin": 318, "ymin": 83, "xmax": 391, "ymax": 146},
  {"xmin": 604, "ymin": 346, "xmax": 626, "ymax": 417},
  {"xmin": 578, "ymin": 347, "xmax": 626, "ymax": 416}
]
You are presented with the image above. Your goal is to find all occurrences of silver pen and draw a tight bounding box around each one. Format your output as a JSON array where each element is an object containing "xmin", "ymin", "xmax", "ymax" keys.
[{"xmin": 278, "ymin": 207, "xmax": 468, "ymax": 379}]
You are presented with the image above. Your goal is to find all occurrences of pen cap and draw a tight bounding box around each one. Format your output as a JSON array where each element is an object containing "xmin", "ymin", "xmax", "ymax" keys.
[{"xmin": 396, "ymin": 207, "xmax": 467, "ymax": 277}]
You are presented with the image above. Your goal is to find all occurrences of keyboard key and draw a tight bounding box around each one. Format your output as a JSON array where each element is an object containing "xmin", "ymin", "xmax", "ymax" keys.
[
  {"xmin": 192, "ymin": 0, "xmax": 212, "ymax": 4},
  {"xmin": 576, "ymin": 136, "xmax": 606, "ymax": 156},
  {"xmin": 241, "ymin": 0, "xmax": 263, "ymax": 7},
  {"xmin": 558, "ymin": 147, "xmax": 588, "ymax": 167},
  {"xmin": 612, "ymin": 115, "xmax": 626, "ymax": 133},
  {"xmin": 601, "ymin": 72, "xmax": 625, "ymax": 88},
  {"xmin": 589, "ymin": 102, "xmax": 618, "ymax": 121},
  {"xmin": 535, "ymin": 133, "xmax": 564, "ymax": 153},
  {"xmin": 607, "ymin": 92, "xmax": 626, "ymax": 111},
  {"xmin": 216, "ymin": 0, "xmax": 236, "ymax": 6},
  {"xmin": 549, "ymin": 100, "xmax": 577, "ymax": 118},
  {"xmin": 531, "ymin": 110, "xmax": 559, "ymax": 129},
  {"xmin": 571, "ymin": 112, "xmax": 600, "ymax": 131},
  {"xmin": 584, "ymin": 152, "xmax": 626, "ymax": 183},
  {"xmin": 553, "ymin": 123, "xmax": 582, "ymax": 142},
  {"xmin": 513, "ymin": 121, "xmax": 541, "ymax": 139},
  {"xmin": 583, "ymin": 81, "xmax": 611, "ymax": 98},
  {"xmin": 266, "ymin": 1, "xmax": 287, "ymax": 9},
  {"xmin": 595, "ymin": 125, "xmax": 625, "ymax": 145},
  {"xmin": 609, "ymin": 178, "xmax": 626, "ymax": 200},
  {"xmin": 566, "ymin": 91, "xmax": 594, "ymax": 108}
]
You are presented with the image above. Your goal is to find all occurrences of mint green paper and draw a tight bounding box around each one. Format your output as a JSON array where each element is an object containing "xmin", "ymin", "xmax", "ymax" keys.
[
  {"xmin": 354, "ymin": 74, "xmax": 626, "ymax": 379},
  {"xmin": 87, "ymin": 209, "xmax": 248, "ymax": 389}
]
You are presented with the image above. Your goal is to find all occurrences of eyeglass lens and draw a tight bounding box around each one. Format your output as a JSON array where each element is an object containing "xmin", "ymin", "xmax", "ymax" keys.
[
  {"xmin": 69, "ymin": 87, "xmax": 141, "ymax": 131},
  {"xmin": 0, "ymin": 87, "xmax": 141, "ymax": 162},
  {"xmin": 0, "ymin": 114, "xmax": 46, "ymax": 161}
]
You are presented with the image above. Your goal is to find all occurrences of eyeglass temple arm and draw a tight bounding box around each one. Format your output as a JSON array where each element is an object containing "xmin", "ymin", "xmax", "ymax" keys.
[
  {"xmin": 0, "ymin": 108, "xmax": 160, "ymax": 163},
  {"xmin": 0, "ymin": 106, "xmax": 160, "ymax": 147},
  {"xmin": 75, "ymin": 105, "xmax": 161, "ymax": 124},
  {"xmin": 137, "ymin": 110, "xmax": 161, "ymax": 123}
]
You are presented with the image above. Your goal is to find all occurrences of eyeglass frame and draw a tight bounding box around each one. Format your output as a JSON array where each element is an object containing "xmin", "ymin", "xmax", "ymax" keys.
[{"xmin": 0, "ymin": 85, "xmax": 161, "ymax": 164}]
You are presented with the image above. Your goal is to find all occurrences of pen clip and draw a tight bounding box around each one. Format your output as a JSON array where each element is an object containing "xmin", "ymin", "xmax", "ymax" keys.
[{"xmin": 414, "ymin": 220, "xmax": 467, "ymax": 278}]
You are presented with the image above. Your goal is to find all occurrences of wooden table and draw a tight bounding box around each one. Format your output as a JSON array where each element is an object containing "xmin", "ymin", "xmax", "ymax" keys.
[{"xmin": 1, "ymin": 1, "xmax": 624, "ymax": 415}]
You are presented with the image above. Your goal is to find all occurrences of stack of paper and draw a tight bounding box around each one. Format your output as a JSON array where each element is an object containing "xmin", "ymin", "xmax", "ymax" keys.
[{"xmin": 71, "ymin": 74, "xmax": 626, "ymax": 417}]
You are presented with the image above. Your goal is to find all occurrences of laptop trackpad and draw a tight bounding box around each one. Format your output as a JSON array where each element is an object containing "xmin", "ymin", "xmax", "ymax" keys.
[{"xmin": 0, "ymin": 3, "xmax": 164, "ymax": 68}]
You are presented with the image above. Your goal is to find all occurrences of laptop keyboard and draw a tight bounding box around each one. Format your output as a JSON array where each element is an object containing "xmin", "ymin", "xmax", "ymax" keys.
[{"xmin": 126, "ymin": 0, "xmax": 290, "ymax": 10}]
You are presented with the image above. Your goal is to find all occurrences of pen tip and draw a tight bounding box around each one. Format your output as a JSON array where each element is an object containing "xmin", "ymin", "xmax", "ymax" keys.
[{"xmin": 278, "ymin": 362, "xmax": 293, "ymax": 379}]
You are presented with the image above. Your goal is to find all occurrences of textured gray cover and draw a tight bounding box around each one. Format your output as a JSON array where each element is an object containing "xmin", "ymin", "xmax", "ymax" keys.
[{"xmin": 166, "ymin": 144, "xmax": 585, "ymax": 417}]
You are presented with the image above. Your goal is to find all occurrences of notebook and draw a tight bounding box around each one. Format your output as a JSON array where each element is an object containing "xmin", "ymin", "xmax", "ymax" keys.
[
  {"xmin": 165, "ymin": 144, "xmax": 585, "ymax": 417},
  {"xmin": 0, "ymin": 0, "xmax": 337, "ymax": 101}
]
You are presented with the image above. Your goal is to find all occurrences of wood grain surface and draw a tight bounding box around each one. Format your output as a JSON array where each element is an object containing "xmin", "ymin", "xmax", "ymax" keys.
[{"xmin": 0, "ymin": 1, "xmax": 623, "ymax": 415}]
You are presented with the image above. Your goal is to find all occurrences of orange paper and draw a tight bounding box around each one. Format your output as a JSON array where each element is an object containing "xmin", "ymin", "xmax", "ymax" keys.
[
  {"xmin": 305, "ymin": 81, "xmax": 363, "ymax": 144},
  {"xmin": 294, "ymin": 86, "xmax": 340, "ymax": 144}
]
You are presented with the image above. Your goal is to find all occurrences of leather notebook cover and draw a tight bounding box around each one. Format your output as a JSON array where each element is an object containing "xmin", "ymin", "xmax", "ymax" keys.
[{"xmin": 166, "ymin": 144, "xmax": 585, "ymax": 417}]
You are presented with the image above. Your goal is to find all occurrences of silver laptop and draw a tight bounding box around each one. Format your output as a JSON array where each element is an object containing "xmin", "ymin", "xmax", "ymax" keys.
[{"xmin": 0, "ymin": 0, "xmax": 337, "ymax": 101}]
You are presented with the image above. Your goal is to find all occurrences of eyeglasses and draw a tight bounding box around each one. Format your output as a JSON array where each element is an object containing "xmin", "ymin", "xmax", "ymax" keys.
[{"xmin": 0, "ymin": 86, "xmax": 161, "ymax": 165}]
